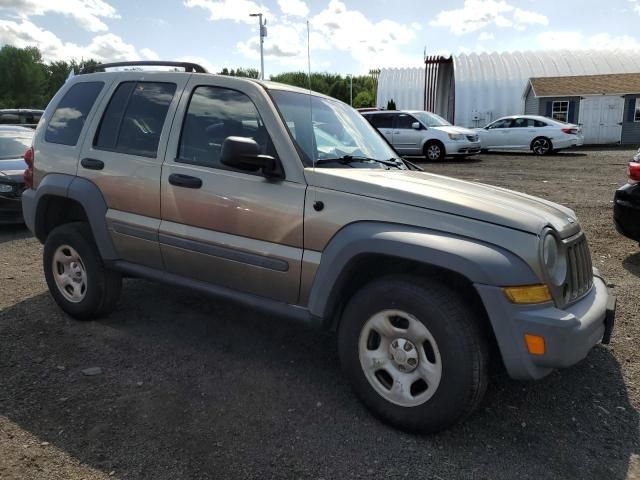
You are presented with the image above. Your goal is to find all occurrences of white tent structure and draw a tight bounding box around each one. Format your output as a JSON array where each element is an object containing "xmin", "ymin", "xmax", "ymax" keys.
[{"xmin": 376, "ymin": 50, "xmax": 640, "ymax": 128}]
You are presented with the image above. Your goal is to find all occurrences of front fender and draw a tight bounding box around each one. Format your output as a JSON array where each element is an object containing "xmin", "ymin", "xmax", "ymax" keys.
[{"xmin": 307, "ymin": 221, "xmax": 540, "ymax": 320}]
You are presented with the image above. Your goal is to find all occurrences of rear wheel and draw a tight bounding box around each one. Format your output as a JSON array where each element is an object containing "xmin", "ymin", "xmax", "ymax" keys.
[
  {"xmin": 338, "ymin": 275, "xmax": 489, "ymax": 433},
  {"xmin": 424, "ymin": 141, "xmax": 445, "ymax": 161},
  {"xmin": 531, "ymin": 137, "xmax": 552, "ymax": 155},
  {"xmin": 43, "ymin": 222, "xmax": 122, "ymax": 320}
]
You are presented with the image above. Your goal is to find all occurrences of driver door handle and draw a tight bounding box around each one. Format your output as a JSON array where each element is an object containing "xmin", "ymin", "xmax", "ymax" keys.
[{"xmin": 168, "ymin": 173, "xmax": 202, "ymax": 189}]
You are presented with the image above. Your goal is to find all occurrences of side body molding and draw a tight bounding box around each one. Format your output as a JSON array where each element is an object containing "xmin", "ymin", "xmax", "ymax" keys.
[
  {"xmin": 307, "ymin": 222, "xmax": 540, "ymax": 322},
  {"xmin": 23, "ymin": 173, "xmax": 118, "ymax": 260}
]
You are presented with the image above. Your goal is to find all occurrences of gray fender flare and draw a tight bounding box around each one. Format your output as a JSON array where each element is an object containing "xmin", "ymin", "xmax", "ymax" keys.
[
  {"xmin": 307, "ymin": 221, "xmax": 539, "ymax": 321},
  {"xmin": 25, "ymin": 173, "xmax": 118, "ymax": 260}
]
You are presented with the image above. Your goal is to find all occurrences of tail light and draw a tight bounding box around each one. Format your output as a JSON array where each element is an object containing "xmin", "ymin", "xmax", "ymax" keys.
[
  {"xmin": 629, "ymin": 162, "xmax": 640, "ymax": 184},
  {"xmin": 561, "ymin": 128, "xmax": 578, "ymax": 135},
  {"xmin": 23, "ymin": 146, "xmax": 34, "ymax": 189}
]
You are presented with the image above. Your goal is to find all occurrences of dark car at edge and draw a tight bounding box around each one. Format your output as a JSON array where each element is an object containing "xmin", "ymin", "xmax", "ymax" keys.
[{"xmin": 614, "ymin": 151, "xmax": 640, "ymax": 243}]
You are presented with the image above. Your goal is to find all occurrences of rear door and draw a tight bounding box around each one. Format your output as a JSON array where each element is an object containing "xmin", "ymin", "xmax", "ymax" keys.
[
  {"xmin": 78, "ymin": 72, "xmax": 189, "ymax": 269},
  {"xmin": 391, "ymin": 113, "xmax": 423, "ymax": 154},
  {"xmin": 510, "ymin": 117, "xmax": 537, "ymax": 148}
]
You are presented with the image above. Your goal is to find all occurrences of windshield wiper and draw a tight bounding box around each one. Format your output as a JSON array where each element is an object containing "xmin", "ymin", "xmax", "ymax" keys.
[{"xmin": 315, "ymin": 155, "xmax": 404, "ymax": 169}]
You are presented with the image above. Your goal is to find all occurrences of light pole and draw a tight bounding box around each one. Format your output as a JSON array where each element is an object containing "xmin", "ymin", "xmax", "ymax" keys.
[
  {"xmin": 249, "ymin": 13, "xmax": 267, "ymax": 80},
  {"xmin": 346, "ymin": 74, "xmax": 353, "ymax": 106}
]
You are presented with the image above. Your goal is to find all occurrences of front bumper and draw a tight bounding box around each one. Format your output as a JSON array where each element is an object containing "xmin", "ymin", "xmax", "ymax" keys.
[
  {"xmin": 475, "ymin": 272, "xmax": 615, "ymax": 380},
  {"xmin": 0, "ymin": 194, "xmax": 24, "ymax": 224},
  {"xmin": 449, "ymin": 142, "xmax": 481, "ymax": 155}
]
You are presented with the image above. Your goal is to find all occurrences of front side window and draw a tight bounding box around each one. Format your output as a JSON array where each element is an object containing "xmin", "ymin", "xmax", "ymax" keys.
[
  {"xmin": 412, "ymin": 112, "xmax": 451, "ymax": 127},
  {"xmin": 270, "ymin": 90, "xmax": 400, "ymax": 167},
  {"xmin": 46, "ymin": 82, "xmax": 104, "ymax": 146},
  {"xmin": 487, "ymin": 119, "xmax": 511, "ymax": 129},
  {"xmin": 552, "ymin": 101, "xmax": 569, "ymax": 123},
  {"xmin": 95, "ymin": 81, "xmax": 176, "ymax": 158},
  {"xmin": 178, "ymin": 86, "xmax": 272, "ymax": 172},
  {"xmin": 396, "ymin": 114, "xmax": 418, "ymax": 129}
]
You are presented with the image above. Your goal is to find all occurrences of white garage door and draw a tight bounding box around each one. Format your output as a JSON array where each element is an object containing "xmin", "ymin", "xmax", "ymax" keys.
[{"xmin": 579, "ymin": 96, "xmax": 624, "ymax": 144}]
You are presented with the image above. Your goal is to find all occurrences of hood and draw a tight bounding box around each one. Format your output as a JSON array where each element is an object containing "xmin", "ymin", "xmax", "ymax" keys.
[
  {"xmin": 0, "ymin": 157, "xmax": 26, "ymax": 183},
  {"xmin": 307, "ymin": 168, "xmax": 578, "ymax": 235},
  {"xmin": 432, "ymin": 125, "xmax": 477, "ymax": 135}
]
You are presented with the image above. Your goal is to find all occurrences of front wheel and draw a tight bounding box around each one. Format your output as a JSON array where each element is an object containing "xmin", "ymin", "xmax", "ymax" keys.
[
  {"xmin": 531, "ymin": 137, "xmax": 552, "ymax": 155},
  {"xmin": 424, "ymin": 142, "xmax": 445, "ymax": 161},
  {"xmin": 338, "ymin": 275, "xmax": 489, "ymax": 433},
  {"xmin": 43, "ymin": 222, "xmax": 122, "ymax": 320}
]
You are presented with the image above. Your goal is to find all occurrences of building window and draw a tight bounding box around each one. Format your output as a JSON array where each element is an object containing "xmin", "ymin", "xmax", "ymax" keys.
[
  {"xmin": 635, "ymin": 98, "xmax": 640, "ymax": 122},
  {"xmin": 552, "ymin": 101, "xmax": 569, "ymax": 123}
]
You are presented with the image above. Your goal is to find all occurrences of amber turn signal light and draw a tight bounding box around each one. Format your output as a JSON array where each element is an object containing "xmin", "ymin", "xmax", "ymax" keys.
[
  {"xmin": 524, "ymin": 334, "xmax": 546, "ymax": 355},
  {"xmin": 502, "ymin": 284, "xmax": 552, "ymax": 304}
]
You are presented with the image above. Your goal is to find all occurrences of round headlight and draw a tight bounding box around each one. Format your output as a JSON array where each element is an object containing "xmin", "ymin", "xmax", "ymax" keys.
[{"xmin": 542, "ymin": 232, "xmax": 567, "ymax": 285}]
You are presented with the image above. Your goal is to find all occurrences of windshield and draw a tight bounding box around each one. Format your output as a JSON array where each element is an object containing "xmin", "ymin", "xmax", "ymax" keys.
[
  {"xmin": 270, "ymin": 90, "xmax": 400, "ymax": 167},
  {"xmin": 0, "ymin": 134, "xmax": 32, "ymax": 160},
  {"xmin": 412, "ymin": 111, "xmax": 451, "ymax": 127}
]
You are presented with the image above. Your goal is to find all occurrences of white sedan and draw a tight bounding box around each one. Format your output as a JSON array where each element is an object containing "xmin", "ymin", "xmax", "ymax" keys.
[{"xmin": 476, "ymin": 115, "xmax": 584, "ymax": 155}]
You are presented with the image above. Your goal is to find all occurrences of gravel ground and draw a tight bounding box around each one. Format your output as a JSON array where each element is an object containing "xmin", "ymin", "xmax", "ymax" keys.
[{"xmin": 0, "ymin": 149, "xmax": 639, "ymax": 480}]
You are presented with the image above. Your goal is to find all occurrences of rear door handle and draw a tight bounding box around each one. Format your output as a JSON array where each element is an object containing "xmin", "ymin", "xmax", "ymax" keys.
[
  {"xmin": 80, "ymin": 158, "xmax": 104, "ymax": 170},
  {"xmin": 168, "ymin": 173, "xmax": 202, "ymax": 189}
]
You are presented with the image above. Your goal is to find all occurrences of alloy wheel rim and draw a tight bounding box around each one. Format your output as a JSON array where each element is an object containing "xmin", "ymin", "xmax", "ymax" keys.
[
  {"xmin": 533, "ymin": 139, "xmax": 549, "ymax": 154},
  {"xmin": 358, "ymin": 309, "xmax": 442, "ymax": 407},
  {"xmin": 52, "ymin": 245, "xmax": 87, "ymax": 303},
  {"xmin": 427, "ymin": 145, "xmax": 441, "ymax": 160}
]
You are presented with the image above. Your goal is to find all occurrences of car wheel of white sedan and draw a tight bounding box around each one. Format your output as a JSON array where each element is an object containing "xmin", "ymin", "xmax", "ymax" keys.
[{"xmin": 531, "ymin": 137, "xmax": 552, "ymax": 156}]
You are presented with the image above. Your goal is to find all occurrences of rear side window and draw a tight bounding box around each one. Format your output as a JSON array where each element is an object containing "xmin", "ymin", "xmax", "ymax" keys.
[
  {"xmin": 95, "ymin": 82, "xmax": 176, "ymax": 158},
  {"xmin": 534, "ymin": 120, "xmax": 548, "ymax": 127},
  {"xmin": 46, "ymin": 82, "xmax": 104, "ymax": 146},
  {"xmin": 0, "ymin": 112, "xmax": 20, "ymax": 124},
  {"xmin": 369, "ymin": 114, "xmax": 393, "ymax": 129}
]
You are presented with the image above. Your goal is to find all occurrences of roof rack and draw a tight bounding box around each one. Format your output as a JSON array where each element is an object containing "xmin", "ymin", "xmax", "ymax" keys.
[{"xmin": 80, "ymin": 61, "xmax": 208, "ymax": 74}]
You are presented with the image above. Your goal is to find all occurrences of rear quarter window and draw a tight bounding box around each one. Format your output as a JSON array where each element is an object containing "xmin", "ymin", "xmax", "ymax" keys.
[{"xmin": 45, "ymin": 82, "xmax": 104, "ymax": 146}]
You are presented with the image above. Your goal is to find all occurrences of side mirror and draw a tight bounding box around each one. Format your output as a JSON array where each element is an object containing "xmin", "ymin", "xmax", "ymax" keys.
[
  {"xmin": 220, "ymin": 136, "xmax": 280, "ymax": 177},
  {"xmin": 411, "ymin": 122, "xmax": 421, "ymax": 130}
]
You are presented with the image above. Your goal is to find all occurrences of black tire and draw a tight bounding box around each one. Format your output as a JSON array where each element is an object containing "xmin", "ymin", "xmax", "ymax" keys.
[
  {"xmin": 43, "ymin": 222, "xmax": 122, "ymax": 320},
  {"xmin": 531, "ymin": 137, "xmax": 553, "ymax": 156},
  {"xmin": 423, "ymin": 141, "xmax": 445, "ymax": 161},
  {"xmin": 338, "ymin": 275, "xmax": 489, "ymax": 433}
]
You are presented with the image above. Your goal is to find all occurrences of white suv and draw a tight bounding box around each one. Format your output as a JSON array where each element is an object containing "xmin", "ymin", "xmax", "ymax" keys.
[{"xmin": 363, "ymin": 110, "xmax": 481, "ymax": 161}]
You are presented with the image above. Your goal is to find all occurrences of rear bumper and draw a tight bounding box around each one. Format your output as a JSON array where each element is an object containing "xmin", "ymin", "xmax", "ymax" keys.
[
  {"xmin": 475, "ymin": 272, "xmax": 614, "ymax": 380},
  {"xmin": 0, "ymin": 195, "xmax": 24, "ymax": 224},
  {"xmin": 554, "ymin": 136, "xmax": 582, "ymax": 149},
  {"xmin": 21, "ymin": 188, "xmax": 36, "ymax": 232}
]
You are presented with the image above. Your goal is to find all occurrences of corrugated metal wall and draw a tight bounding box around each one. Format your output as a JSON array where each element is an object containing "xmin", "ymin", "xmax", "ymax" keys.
[{"xmin": 377, "ymin": 49, "xmax": 640, "ymax": 128}]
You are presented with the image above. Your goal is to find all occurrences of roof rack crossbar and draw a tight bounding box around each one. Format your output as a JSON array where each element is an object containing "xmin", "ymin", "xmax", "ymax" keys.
[{"xmin": 80, "ymin": 61, "xmax": 208, "ymax": 74}]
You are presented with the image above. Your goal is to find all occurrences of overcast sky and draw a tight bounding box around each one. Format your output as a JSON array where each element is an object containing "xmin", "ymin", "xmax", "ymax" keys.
[{"xmin": 1, "ymin": 0, "xmax": 639, "ymax": 76}]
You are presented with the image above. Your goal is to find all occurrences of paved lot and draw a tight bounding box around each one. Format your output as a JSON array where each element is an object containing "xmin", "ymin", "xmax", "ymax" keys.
[{"xmin": 1, "ymin": 149, "xmax": 639, "ymax": 479}]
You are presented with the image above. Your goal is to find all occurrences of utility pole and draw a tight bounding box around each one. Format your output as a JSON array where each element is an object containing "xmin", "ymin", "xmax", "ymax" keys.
[
  {"xmin": 250, "ymin": 13, "xmax": 267, "ymax": 80},
  {"xmin": 347, "ymin": 74, "xmax": 353, "ymax": 106}
]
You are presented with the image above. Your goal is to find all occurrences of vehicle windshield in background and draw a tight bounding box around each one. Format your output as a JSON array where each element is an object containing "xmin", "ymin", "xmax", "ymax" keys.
[
  {"xmin": 270, "ymin": 90, "xmax": 402, "ymax": 168},
  {"xmin": 0, "ymin": 134, "xmax": 32, "ymax": 160},
  {"xmin": 413, "ymin": 111, "xmax": 452, "ymax": 127}
]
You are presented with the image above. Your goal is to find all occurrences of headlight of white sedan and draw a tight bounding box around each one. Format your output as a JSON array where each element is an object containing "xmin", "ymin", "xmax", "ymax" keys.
[
  {"xmin": 448, "ymin": 133, "xmax": 465, "ymax": 141},
  {"xmin": 542, "ymin": 231, "xmax": 567, "ymax": 286}
]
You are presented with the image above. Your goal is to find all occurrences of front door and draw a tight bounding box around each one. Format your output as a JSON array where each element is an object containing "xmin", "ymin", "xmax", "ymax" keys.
[
  {"xmin": 159, "ymin": 80, "xmax": 305, "ymax": 304},
  {"xmin": 579, "ymin": 96, "xmax": 624, "ymax": 144},
  {"xmin": 482, "ymin": 118, "xmax": 513, "ymax": 147},
  {"xmin": 391, "ymin": 113, "xmax": 423, "ymax": 154}
]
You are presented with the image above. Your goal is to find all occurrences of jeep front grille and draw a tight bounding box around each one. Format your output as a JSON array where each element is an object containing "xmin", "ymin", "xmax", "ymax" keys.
[{"xmin": 563, "ymin": 233, "xmax": 593, "ymax": 304}]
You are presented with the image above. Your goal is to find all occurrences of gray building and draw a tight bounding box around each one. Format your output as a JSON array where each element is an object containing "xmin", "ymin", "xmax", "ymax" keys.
[{"xmin": 523, "ymin": 73, "xmax": 640, "ymax": 145}]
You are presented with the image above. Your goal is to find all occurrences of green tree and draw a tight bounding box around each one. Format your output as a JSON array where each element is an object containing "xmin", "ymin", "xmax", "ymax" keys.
[
  {"xmin": 0, "ymin": 45, "xmax": 47, "ymax": 108},
  {"xmin": 386, "ymin": 99, "xmax": 397, "ymax": 110},
  {"xmin": 353, "ymin": 90, "xmax": 375, "ymax": 108},
  {"xmin": 218, "ymin": 67, "xmax": 259, "ymax": 78}
]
